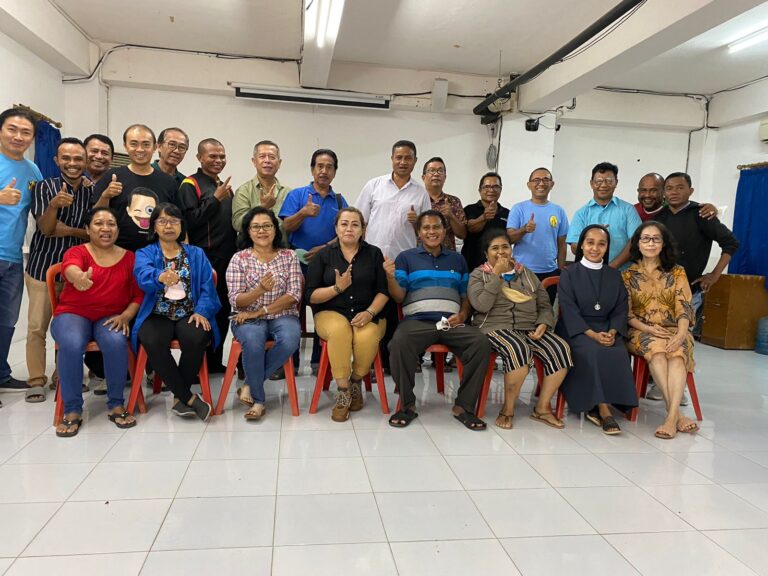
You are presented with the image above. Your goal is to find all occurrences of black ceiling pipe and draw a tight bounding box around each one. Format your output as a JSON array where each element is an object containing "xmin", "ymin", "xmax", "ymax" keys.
[{"xmin": 474, "ymin": 0, "xmax": 646, "ymax": 117}]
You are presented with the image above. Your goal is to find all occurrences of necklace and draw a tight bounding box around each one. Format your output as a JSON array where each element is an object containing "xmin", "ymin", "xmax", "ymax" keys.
[{"xmin": 584, "ymin": 266, "xmax": 604, "ymax": 311}]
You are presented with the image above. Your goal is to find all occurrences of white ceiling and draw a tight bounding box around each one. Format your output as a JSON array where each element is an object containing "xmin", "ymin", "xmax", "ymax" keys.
[{"xmin": 51, "ymin": 0, "xmax": 768, "ymax": 95}]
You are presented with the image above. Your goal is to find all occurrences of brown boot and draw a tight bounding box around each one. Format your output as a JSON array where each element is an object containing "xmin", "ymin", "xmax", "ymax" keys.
[
  {"xmin": 331, "ymin": 388, "xmax": 351, "ymax": 422},
  {"xmin": 349, "ymin": 380, "xmax": 363, "ymax": 412}
]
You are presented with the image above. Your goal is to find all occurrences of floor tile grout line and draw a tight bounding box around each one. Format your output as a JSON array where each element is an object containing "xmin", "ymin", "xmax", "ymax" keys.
[{"xmin": 696, "ymin": 528, "xmax": 764, "ymax": 574}]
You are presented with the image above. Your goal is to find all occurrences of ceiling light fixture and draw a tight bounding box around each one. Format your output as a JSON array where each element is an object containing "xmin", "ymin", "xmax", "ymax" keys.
[
  {"xmin": 728, "ymin": 26, "xmax": 768, "ymax": 53},
  {"xmin": 307, "ymin": 0, "xmax": 345, "ymax": 50}
]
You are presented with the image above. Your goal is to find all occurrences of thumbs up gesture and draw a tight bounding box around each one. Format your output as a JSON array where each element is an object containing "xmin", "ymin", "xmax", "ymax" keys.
[
  {"xmin": 159, "ymin": 262, "xmax": 180, "ymax": 286},
  {"xmin": 214, "ymin": 176, "xmax": 233, "ymax": 201},
  {"xmin": 51, "ymin": 182, "xmax": 75, "ymax": 209},
  {"xmin": 334, "ymin": 264, "xmax": 353, "ymax": 292},
  {"xmin": 524, "ymin": 212, "xmax": 536, "ymax": 233},
  {"xmin": 0, "ymin": 178, "xmax": 21, "ymax": 206},
  {"xmin": 382, "ymin": 256, "xmax": 396, "ymax": 279},
  {"xmin": 303, "ymin": 194, "xmax": 320, "ymax": 217},
  {"xmin": 73, "ymin": 266, "xmax": 94, "ymax": 291},
  {"xmin": 483, "ymin": 200, "xmax": 497, "ymax": 220},
  {"xmin": 104, "ymin": 173, "xmax": 123, "ymax": 199},
  {"xmin": 407, "ymin": 204, "xmax": 418, "ymax": 224}
]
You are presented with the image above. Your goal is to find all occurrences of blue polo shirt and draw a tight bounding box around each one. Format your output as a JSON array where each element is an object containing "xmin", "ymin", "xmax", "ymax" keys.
[
  {"xmin": 508, "ymin": 199, "xmax": 569, "ymax": 273},
  {"xmin": 566, "ymin": 195, "xmax": 641, "ymax": 266},
  {"xmin": 395, "ymin": 247, "xmax": 468, "ymax": 322},
  {"xmin": 279, "ymin": 182, "xmax": 348, "ymax": 251},
  {"xmin": 0, "ymin": 153, "xmax": 43, "ymax": 263}
]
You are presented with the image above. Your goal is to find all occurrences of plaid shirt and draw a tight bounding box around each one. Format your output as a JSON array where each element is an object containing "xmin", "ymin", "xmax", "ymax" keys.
[
  {"xmin": 430, "ymin": 192, "xmax": 466, "ymax": 251},
  {"xmin": 226, "ymin": 248, "xmax": 302, "ymax": 318}
]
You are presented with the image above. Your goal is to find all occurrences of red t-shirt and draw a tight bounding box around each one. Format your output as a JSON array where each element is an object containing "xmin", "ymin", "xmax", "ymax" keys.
[{"xmin": 55, "ymin": 245, "xmax": 143, "ymax": 321}]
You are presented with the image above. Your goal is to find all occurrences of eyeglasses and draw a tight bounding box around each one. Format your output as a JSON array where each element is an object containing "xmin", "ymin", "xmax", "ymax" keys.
[
  {"xmin": 638, "ymin": 235, "xmax": 663, "ymax": 244},
  {"xmin": 529, "ymin": 178, "xmax": 552, "ymax": 185},
  {"xmin": 156, "ymin": 218, "xmax": 181, "ymax": 227},
  {"xmin": 425, "ymin": 168, "xmax": 446, "ymax": 175},
  {"xmin": 249, "ymin": 223, "xmax": 275, "ymax": 232},
  {"xmin": 592, "ymin": 178, "xmax": 616, "ymax": 186},
  {"xmin": 481, "ymin": 185, "xmax": 502, "ymax": 192},
  {"xmin": 164, "ymin": 141, "xmax": 188, "ymax": 152}
]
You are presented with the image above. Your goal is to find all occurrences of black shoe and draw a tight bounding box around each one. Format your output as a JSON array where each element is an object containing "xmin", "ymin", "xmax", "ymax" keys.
[
  {"xmin": 0, "ymin": 376, "xmax": 28, "ymax": 391},
  {"xmin": 269, "ymin": 368, "xmax": 286, "ymax": 381},
  {"xmin": 172, "ymin": 401, "xmax": 196, "ymax": 418},
  {"xmin": 190, "ymin": 395, "xmax": 212, "ymax": 421}
]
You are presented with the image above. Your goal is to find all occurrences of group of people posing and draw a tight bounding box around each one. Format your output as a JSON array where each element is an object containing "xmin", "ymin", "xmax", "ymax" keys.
[{"xmin": 0, "ymin": 107, "xmax": 739, "ymax": 441}]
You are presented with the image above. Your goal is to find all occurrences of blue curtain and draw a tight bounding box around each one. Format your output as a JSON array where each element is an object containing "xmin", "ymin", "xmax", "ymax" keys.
[
  {"xmin": 730, "ymin": 166, "xmax": 768, "ymax": 284},
  {"xmin": 34, "ymin": 121, "xmax": 61, "ymax": 179}
]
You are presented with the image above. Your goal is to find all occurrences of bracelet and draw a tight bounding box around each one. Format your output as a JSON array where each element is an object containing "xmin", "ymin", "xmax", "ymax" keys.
[
  {"xmin": 365, "ymin": 309, "xmax": 375, "ymax": 318},
  {"xmin": 333, "ymin": 284, "xmax": 343, "ymax": 294}
]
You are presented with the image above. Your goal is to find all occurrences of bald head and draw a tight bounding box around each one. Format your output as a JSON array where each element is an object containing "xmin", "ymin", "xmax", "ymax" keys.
[{"xmin": 637, "ymin": 173, "xmax": 664, "ymax": 211}]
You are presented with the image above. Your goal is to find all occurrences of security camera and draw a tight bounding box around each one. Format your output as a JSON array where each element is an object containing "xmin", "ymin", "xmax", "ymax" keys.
[{"xmin": 525, "ymin": 118, "xmax": 539, "ymax": 132}]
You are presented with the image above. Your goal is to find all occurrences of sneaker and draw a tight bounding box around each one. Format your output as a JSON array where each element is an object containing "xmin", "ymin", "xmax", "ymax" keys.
[
  {"xmin": 0, "ymin": 376, "xmax": 28, "ymax": 391},
  {"xmin": 349, "ymin": 380, "xmax": 363, "ymax": 411},
  {"xmin": 172, "ymin": 401, "xmax": 196, "ymax": 418},
  {"xmin": 331, "ymin": 388, "xmax": 351, "ymax": 422},
  {"xmin": 92, "ymin": 377, "xmax": 107, "ymax": 396},
  {"xmin": 190, "ymin": 394, "xmax": 213, "ymax": 421},
  {"xmin": 645, "ymin": 384, "xmax": 663, "ymax": 401}
]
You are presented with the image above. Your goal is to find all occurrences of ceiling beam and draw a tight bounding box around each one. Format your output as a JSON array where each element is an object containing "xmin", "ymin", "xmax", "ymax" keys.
[
  {"xmin": 518, "ymin": 0, "xmax": 766, "ymax": 113},
  {"xmin": 300, "ymin": 0, "xmax": 346, "ymax": 88}
]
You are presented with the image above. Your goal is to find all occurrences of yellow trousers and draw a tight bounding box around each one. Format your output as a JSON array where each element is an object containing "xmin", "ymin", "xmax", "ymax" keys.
[{"xmin": 314, "ymin": 310, "xmax": 386, "ymax": 380}]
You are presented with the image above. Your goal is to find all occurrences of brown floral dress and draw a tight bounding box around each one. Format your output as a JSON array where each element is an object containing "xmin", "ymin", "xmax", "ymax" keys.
[{"xmin": 622, "ymin": 263, "xmax": 695, "ymax": 371}]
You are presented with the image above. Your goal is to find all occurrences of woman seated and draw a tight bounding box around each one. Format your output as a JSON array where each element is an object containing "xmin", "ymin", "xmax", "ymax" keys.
[
  {"xmin": 556, "ymin": 225, "xmax": 637, "ymax": 435},
  {"xmin": 51, "ymin": 207, "xmax": 142, "ymax": 437},
  {"xmin": 468, "ymin": 230, "xmax": 572, "ymax": 429},
  {"xmin": 306, "ymin": 207, "xmax": 389, "ymax": 422},
  {"xmin": 133, "ymin": 203, "xmax": 220, "ymax": 421},
  {"xmin": 623, "ymin": 221, "xmax": 697, "ymax": 439},
  {"xmin": 227, "ymin": 207, "xmax": 301, "ymax": 420}
]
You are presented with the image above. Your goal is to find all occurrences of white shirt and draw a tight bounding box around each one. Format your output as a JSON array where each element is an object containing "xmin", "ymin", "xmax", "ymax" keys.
[{"xmin": 356, "ymin": 174, "xmax": 431, "ymax": 259}]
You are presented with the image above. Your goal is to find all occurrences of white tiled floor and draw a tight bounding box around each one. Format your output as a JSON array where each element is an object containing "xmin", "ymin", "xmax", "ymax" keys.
[{"xmin": 1, "ymin": 329, "xmax": 768, "ymax": 575}]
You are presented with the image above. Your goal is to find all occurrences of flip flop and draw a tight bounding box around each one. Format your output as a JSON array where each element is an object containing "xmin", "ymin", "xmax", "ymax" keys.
[
  {"xmin": 236, "ymin": 387, "xmax": 255, "ymax": 407},
  {"xmin": 655, "ymin": 423, "xmax": 677, "ymax": 440},
  {"xmin": 244, "ymin": 403, "xmax": 266, "ymax": 421},
  {"xmin": 56, "ymin": 416, "xmax": 83, "ymax": 438},
  {"xmin": 676, "ymin": 417, "xmax": 699, "ymax": 434},
  {"xmin": 453, "ymin": 410, "xmax": 486, "ymax": 431},
  {"xmin": 25, "ymin": 385, "xmax": 46, "ymax": 403},
  {"xmin": 108, "ymin": 410, "xmax": 137, "ymax": 429},
  {"xmin": 495, "ymin": 411, "xmax": 514, "ymax": 429},
  {"xmin": 530, "ymin": 409, "xmax": 564, "ymax": 429}
]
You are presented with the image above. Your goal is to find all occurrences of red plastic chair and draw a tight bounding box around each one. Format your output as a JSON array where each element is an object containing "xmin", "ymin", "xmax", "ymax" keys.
[
  {"xmin": 46, "ymin": 263, "xmax": 137, "ymax": 426},
  {"xmin": 628, "ymin": 354, "xmax": 702, "ymax": 422},
  {"xmin": 309, "ymin": 339, "xmax": 390, "ymax": 414},
  {"xmin": 214, "ymin": 338, "xmax": 299, "ymax": 416}
]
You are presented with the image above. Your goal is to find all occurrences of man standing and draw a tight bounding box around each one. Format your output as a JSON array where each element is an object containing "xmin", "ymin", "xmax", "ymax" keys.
[
  {"xmin": 635, "ymin": 173, "xmax": 666, "ymax": 222},
  {"xmin": 152, "ymin": 127, "xmax": 189, "ymax": 187},
  {"xmin": 92, "ymin": 124, "xmax": 179, "ymax": 251},
  {"xmin": 24, "ymin": 138, "xmax": 92, "ymax": 401},
  {"xmin": 177, "ymin": 139, "xmax": 237, "ymax": 373},
  {"xmin": 567, "ymin": 162, "xmax": 641, "ymax": 269},
  {"xmin": 0, "ymin": 108, "xmax": 43, "ymax": 395},
  {"xmin": 421, "ymin": 157, "xmax": 466, "ymax": 251},
  {"xmin": 356, "ymin": 140, "xmax": 431, "ymax": 372},
  {"xmin": 84, "ymin": 134, "xmax": 115, "ymax": 184},
  {"xmin": 462, "ymin": 172, "xmax": 509, "ymax": 272},
  {"xmin": 507, "ymin": 167, "xmax": 568, "ymax": 303},
  {"xmin": 232, "ymin": 140, "xmax": 291, "ymax": 238}
]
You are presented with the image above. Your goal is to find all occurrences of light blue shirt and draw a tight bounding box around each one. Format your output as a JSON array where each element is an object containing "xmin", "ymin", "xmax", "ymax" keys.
[
  {"xmin": 566, "ymin": 195, "xmax": 642, "ymax": 266},
  {"xmin": 0, "ymin": 153, "xmax": 43, "ymax": 263},
  {"xmin": 508, "ymin": 200, "xmax": 569, "ymax": 273}
]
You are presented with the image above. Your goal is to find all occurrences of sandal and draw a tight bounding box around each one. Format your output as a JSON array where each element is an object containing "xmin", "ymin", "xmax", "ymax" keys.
[
  {"xmin": 585, "ymin": 408, "xmax": 602, "ymax": 428},
  {"xmin": 601, "ymin": 415, "xmax": 621, "ymax": 435},
  {"xmin": 236, "ymin": 386, "xmax": 255, "ymax": 407},
  {"xmin": 25, "ymin": 385, "xmax": 46, "ymax": 403},
  {"xmin": 530, "ymin": 409, "xmax": 564, "ymax": 429},
  {"xmin": 676, "ymin": 416, "xmax": 699, "ymax": 434},
  {"xmin": 388, "ymin": 408, "xmax": 418, "ymax": 428},
  {"xmin": 108, "ymin": 410, "xmax": 137, "ymax": 429},
  {"xmin": 56, "ymin": 416, "xmax": 83, "ymax": 438},
  {"xmin": 495, "ymin": 411, "xmax": 514, "ymax": 429},
  {"xmin": 453, "ymin": 410, "xmax": 487, "ymax": 431},
  {"xmin": 244, "ymin": 403, "xmax": 266, "ymax": 421}
]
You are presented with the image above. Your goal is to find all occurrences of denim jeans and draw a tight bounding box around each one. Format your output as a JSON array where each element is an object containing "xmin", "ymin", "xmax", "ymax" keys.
[
  {"xmin": 232, "ymin": 315, "xmax": 300, "ymax": 404},
  {"xmin": 0, "ymin": 260, "xmax": 24, "ymax": 383},
  {"xmin": 51, "ymin": 313, "xmax": 130, "ymax": 414}
]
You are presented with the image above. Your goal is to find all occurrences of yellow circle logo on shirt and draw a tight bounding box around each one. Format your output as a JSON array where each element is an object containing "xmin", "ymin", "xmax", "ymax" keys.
[{"xmin": 549, "ymin": 215, "xmax": 558, "ymax": 228}]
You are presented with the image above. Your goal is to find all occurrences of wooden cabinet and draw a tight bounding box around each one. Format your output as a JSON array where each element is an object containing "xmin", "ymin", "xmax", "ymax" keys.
[{"xmin": 701, "ymin": 274, "xmax": 768, "ymax": 349}]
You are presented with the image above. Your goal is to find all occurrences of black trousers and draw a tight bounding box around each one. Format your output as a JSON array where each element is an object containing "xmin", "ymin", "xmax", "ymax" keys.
[
  {"xmin": 378, "ymin": 298, "xmax": 399, "ymax": 372},
  {"xmin": 138, "ymin": 315, "xmax": 210, "ymax": 404},
  {"xmin": 207, "ymin": 253, "xmax": 233, "ymax": 368},
  {"xmin": 389, "ymin": 320, "xmax": 491, "ymax": 413}
]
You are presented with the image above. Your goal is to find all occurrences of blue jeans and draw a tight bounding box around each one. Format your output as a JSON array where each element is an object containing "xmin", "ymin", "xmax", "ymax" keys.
[
  {"xmin": 51, "ymin": 313, "xmax": 130, "ymax": 414},
  {"xmin": 232, "ymin": 316, "xmax": 300, "ymax": 404},
  {"xmin": 0, "ymin": 259, "xmax": 24, "ymax": 382}
]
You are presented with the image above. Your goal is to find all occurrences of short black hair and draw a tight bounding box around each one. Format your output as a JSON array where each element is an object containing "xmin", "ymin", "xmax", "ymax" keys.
[
  {"xmin": 158, "ymin": 127, "xmax": 189, "ymax": 145},
  {"xmin": 123, "ymin": 124, "xmax": 156, "ymax": 145},
  {"xmin": 237, "ymin": 206, "xmax": 283, "ymax": 251},
  {"xmin": 311, "ymin": 148, "xmax": 338, "ymax": 169},
  {"xmin": 480, "ymin": 227, "xmax": 510, "ymax": 256},
  {"xmin": 85, "ymin": 206, "xmax": 119, "ymax": 227},
  {"xmin": 478, "ymin": 171, "xmax": 502, "ymax": 190},
  {"xmin": 147, "ymin": 202, "xmax": 186, "ymax": 243},
  {"xmin": 84, "ymin": 134, "xmax": 114, "ymax": 156},
  {"xmin": 416, "ymin": 209, "xmax": 448, "ymax": 230},
  {"xmin": 628, "ymin": 220, "xmax": 679, "ymax": 271},
  {"xmin": 422, "ymin": 157, "xmax": 445, "ymax": 175},
  {"xmin": 253, "ymin": 140, "xmax": 280, "ymax": 156},
  {"xmin": 391, "ymin": 140, "xmax": 417, "ymax": 157},
  {"xmin": 0, "ymin": 108, "xmax": 37, "ymax": 136},
  {"xmin": 56, "ymin": 137, "xmax": 86, "ymax": 155},
  {"xmin": 591, "ymin": 162, "xmax": 618, "ymax": 179},
  {"xmin": 574, "ymin": 224, "xmax": 611, "ymax": 265},
  {"xmin": 664, "ymin": 172, "xmax": 692, "ymax": 187},
  {"xmin": 528, "ymin": 167, "xmax": 552, "ymax": 181},
  {"xmin": 197, "ymin": 138, "xmax": 224, "ymax": 154}
]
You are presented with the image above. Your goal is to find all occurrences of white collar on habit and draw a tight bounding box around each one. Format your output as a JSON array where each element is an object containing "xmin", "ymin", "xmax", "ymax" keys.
[{"xmin": 580, "ymin": 258, "xmax": 604, "ymax": 270}]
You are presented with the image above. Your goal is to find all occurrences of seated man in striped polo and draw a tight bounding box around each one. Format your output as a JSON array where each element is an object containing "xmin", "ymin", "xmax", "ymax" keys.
[{"xmin": 385, "ymin": 210, "xmax": 491, "ymax": 430}]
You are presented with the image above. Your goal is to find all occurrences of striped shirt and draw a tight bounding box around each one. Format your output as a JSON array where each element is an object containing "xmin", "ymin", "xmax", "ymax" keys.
[
  {"xmin": 26, "ymin": 177, "xmax": 92, "ymax": 281},
  {"xmin": 395, "ymin": 247, "xmax": 468, "ymax": 322},
  {"xmin": 226, "ymin": 248, "xmax": 302, "ymax": 319}
]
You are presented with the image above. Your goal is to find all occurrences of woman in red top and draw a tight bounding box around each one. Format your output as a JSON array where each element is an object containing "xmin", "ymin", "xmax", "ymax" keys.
[{"xmin": 50, "ymin": 207, "xmax": 143, "ymax": 437}]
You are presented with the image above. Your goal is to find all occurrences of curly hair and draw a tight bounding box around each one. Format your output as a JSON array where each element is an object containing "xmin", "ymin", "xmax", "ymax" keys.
[{"xmin": 628, "ymin": 220, "xmax": 679, "ymax": 271}]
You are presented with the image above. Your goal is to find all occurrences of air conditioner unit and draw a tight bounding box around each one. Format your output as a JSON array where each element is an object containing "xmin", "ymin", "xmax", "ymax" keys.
[
  {"xmin": 759, "ymin": 117, "xmax": 768, "ymax": 142},
  {"xmin": 232, "ymin": 83, "xmax": 390, "ymax": 110}
]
